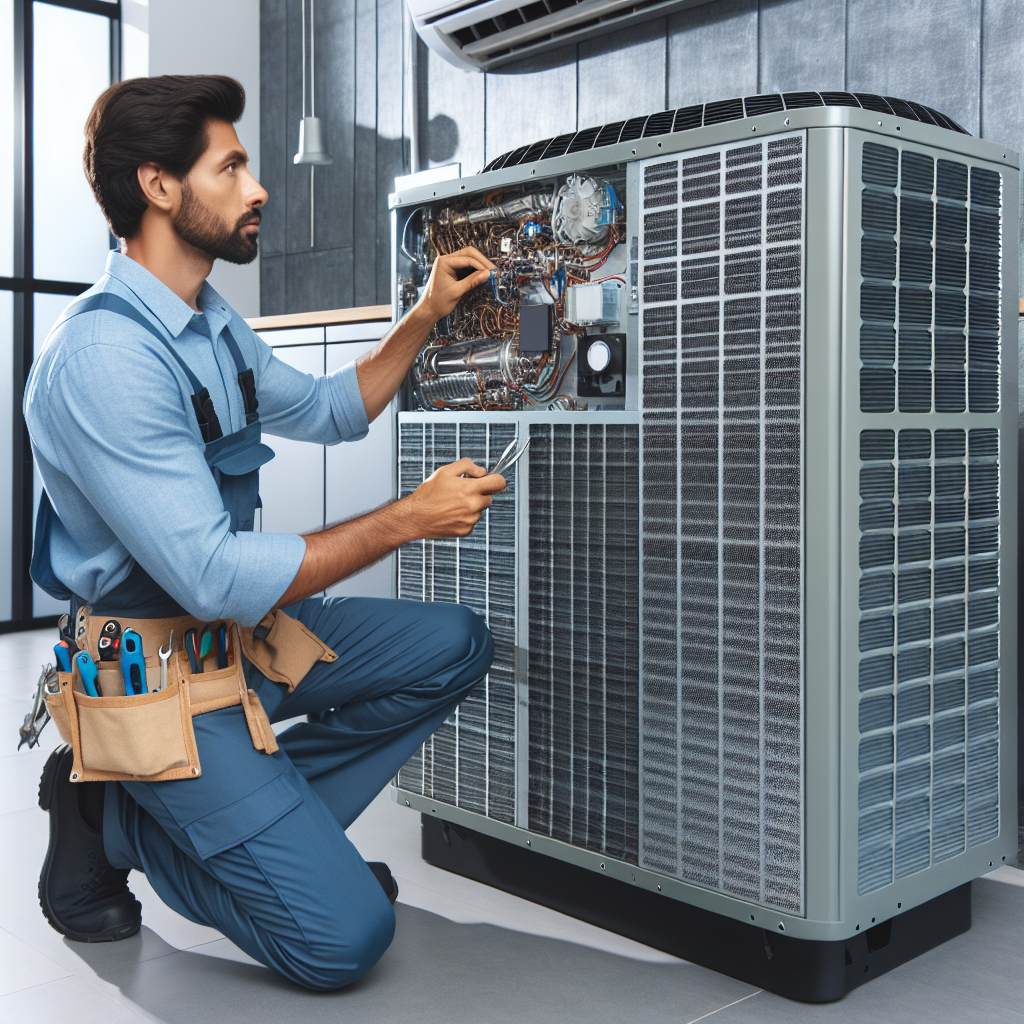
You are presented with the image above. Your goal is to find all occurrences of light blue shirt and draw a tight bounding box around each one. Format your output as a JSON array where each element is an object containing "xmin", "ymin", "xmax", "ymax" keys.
[{"xmin": 24, "ymin": 251, "xmax": 369, "ymax": 625}]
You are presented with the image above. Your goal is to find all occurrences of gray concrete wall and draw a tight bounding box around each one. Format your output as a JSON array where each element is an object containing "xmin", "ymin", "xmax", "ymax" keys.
[
  {"xmin": 259, "ymin": 0, "xmax": 1024, "ymax": 315},
  {"xmin": 149, "ymin": 0, "xmax": 262, "ymax": 317}
]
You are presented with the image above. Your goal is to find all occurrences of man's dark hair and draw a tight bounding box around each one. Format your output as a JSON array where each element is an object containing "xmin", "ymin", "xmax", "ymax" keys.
[{"xmin": 84, "ymin": 75, "xmax": 245, "ymax": 239}]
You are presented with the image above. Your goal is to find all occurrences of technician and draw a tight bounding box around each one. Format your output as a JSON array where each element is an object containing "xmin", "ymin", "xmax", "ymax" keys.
[{"xmin": 25, "ymin": 74, "xmax": 502, "ymax": 990}]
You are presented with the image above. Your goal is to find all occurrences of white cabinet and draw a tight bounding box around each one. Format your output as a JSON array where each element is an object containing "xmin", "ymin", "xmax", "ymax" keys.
[
  {"xmin": 253, "ymin": 323, "xmax": 396, "ymax": 601},
  {"xmin": 258, "ymin": 343, "xmax": 326, "ymax": 536},
  {"xmin": 324, "ymin": 340, "xmax": 395, "ymax": 600}
]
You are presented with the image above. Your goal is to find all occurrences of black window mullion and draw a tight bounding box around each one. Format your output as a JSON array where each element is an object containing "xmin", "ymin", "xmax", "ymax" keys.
[
  {"xmin": 7, "ymin": 0, "xmax": 119, "ymax": 628},
  {"xmin": 12, "ymin": 0, "xmax": 35, "ymax": 623}
]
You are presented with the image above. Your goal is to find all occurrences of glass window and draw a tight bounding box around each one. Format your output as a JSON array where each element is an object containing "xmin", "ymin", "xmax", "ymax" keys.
[
  {"xmin": 32, "ymin": 2, "xmax": 111, "ymax": 283},
  {"xmin": 0, "ymin": 0, "xmax": 14, "ymax": 278},
  {"xmin": 34, "ymin": 289, "xmax": 71, "ymax": 356},
  {"xmin": 0, "ymin": 291, "xmax": 11, "ymax": 620}
]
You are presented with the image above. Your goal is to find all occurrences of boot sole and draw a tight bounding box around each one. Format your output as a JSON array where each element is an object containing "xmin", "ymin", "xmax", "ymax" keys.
[{"xmin": 37, "ymin": 748, "xmax": 141, "ymax": 943}]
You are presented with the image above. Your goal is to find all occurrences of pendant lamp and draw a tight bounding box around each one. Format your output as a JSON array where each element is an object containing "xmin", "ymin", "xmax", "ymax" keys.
[{"xmin": 294, "ymin": 0, "xmax": 331, "ymax": 246}]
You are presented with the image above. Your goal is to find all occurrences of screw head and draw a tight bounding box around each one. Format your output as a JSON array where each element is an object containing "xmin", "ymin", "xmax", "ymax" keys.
[
  {"xmin": 600, "ymin": 862, "xmax": 606, "ymax": 870},
  {"xmin": 191, "ymin": 767, "xmax": 199, "ymax": 775},
  {"xmin": 877, "ymin": 120, "xmax": 883, "ymax": 126},
  {"xmin": 405, "ymin": 799, "xmax": 410, "ymax": 806},
  {"xmin": 784, "ymin": 118, "xmax": 790, "ymax": 126},
  {"xmin": 657, "ymin": 884, "xmax": 662, "ymax": 891},
  {"xmin": 526, "ymin": 839, "xmax": 531, "ymax": 846},
  {"xmin": 70, "ymin": 772, "xmax": 78, "ymax": 781},
  {"xmin": 751, "ymin": 125, "xmax": 757, "ymax": 132}
]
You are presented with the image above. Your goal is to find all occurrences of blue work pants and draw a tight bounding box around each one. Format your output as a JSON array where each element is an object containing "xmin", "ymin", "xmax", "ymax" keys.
[{"xmin": 102, "ymin": 597, "xmax": 493, "ymax": 990}]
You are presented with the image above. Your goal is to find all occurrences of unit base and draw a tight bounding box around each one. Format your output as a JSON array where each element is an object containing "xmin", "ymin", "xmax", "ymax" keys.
[{"xmin": 421, "ymin": 815, "xmax": 971, "ymax": 1003}]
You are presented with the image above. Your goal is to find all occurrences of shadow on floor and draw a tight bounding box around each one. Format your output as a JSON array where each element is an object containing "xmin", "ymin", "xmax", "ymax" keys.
[
  {"xmin": 68, "ymin": 902, "xmax": 753, "ymax": 1024},
  {"xmin": 64, "ymin": 879, "xmax": 1024, "ymax": 1024}
]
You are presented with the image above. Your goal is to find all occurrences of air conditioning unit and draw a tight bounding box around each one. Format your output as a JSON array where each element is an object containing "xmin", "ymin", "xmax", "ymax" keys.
[
  {"xmin": 408, "ymin": 0, "xmax": 719, "ymax": 72},
  {"xmin": 387, "ymin": 91, "xmax": 1018, "ymax": 1001}
]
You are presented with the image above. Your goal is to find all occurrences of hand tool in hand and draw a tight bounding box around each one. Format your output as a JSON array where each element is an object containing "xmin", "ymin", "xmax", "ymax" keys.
[
  {"xmin": 119, "ymin": 628, "xmax": 147, "ymax": 695},
  {"xmin": 74, "ymin": 651, "xmax": 100, "ymax": 697},
  {"xmin": 461, "ymin": 437, "xmax": 515, "ymax": 477},
  {"xmin": 184, "ymin": 628, "xmax": 202, "ymax": 675},
  {"xmin": 217, "ymin": 623, "xmax": 229, "ymax": 669},
  {"xmin": 53, "ymin": 642, "xmax": 73, "ymax": 674},
  {"xmin": 489, "ymin": 436, "xmax": 530, "ymax": 477},
  {"xmin": 158, "ymin": 630, "xmax": 173, "ymax": 691}
]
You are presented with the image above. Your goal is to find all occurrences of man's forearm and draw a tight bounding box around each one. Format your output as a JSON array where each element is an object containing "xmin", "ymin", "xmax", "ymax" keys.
[
  {"xmin": 355, "ymin": 306, "xmax": 434, "ymax": 423},
  {"xmin": 272, "ymin": 454, "xmax": 507, "ymax": 610},
  {"xmin": 274, "ymin": 500, "xmax": 415, "ymax": 607},
  {"xmin": 354, "ymin": 247, "xmax": 495, "ymax": 423}
]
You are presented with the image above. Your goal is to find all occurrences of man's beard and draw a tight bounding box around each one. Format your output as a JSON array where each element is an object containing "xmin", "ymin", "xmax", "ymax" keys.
[{"xmin": 174, "ymin": 183, "xmax": 260, "ymax": 265}]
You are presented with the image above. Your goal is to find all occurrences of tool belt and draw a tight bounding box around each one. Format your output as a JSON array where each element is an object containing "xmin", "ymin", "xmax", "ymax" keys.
[{"xmin": 45, "ymin": 607, "xmax": 337, "ymax": 784}]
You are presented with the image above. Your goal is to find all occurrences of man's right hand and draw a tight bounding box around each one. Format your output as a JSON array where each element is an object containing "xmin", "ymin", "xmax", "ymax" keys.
[{"xmin": 403, "ymin": 458, "xmax": 507, "ymax": 539}]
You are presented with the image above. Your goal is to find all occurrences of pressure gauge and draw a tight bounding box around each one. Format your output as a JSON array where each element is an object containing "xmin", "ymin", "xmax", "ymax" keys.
[{"xmin": 586, "ymin": 338, "xmax": 612, "ymax": 373}]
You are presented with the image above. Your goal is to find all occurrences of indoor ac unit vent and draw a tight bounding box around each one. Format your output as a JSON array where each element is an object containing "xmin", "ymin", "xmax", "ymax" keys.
[
  {"xmin": 481, "ymin": 93, "xmax": 968, "ymax": 173},
  {"xmin": 409, "ymin": 0, "xmax": 719, "ymax": 71}
]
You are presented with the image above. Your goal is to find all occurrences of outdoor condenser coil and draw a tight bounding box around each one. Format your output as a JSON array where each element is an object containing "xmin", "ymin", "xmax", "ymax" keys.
[{"xmin": 388, "ymin": 94, "xmax": 1018, "ymax": 1001}]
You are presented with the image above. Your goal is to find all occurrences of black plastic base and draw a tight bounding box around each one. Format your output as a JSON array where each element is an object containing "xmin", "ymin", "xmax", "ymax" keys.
[{"xmin": 422, "ymin": 814, "xmax": 972, "ymax": 1002}]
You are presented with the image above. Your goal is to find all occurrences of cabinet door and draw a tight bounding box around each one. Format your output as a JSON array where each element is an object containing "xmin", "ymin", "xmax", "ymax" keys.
[
  {"xmin": 324, "ymin": 341, "xmax": 395, "ymax": 599},
  {"xmin": 258, "ymin": 343, "xmax": 326, "ymax": 536}
]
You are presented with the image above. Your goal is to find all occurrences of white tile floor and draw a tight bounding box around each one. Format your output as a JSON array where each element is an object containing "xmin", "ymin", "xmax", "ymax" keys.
[{"xmin": 2, "ymin": 628, "xmax": 1022, "ymax": 1023}]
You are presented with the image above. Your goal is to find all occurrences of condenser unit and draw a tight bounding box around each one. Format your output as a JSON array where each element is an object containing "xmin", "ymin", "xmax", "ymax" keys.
[{"xmin": 387, "ymin": 91, "xmax": 1018, "ymax": 1001}]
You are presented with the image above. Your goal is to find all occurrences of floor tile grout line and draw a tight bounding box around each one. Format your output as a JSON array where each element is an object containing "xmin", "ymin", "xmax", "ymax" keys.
[
  {"xmin": 685, "ymin": 989, "xmax": 763, "ymax": 1024},
  {"xmin": 0, "ymin": 923, "xmax": 74, "ymax": 979}
]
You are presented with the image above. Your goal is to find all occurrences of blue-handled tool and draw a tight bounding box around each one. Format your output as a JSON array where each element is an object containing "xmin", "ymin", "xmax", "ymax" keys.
[
  {"xmin": 199, "ymin": 629, "xmax": 214, "ymax": 663},
  {"xmin": 53, "ymin": 641, "xmax": 73, "ymax": 674},
  {"xmin": 74, "ymin": 651, "xmax": 99, "ymax": 697},
  {"xmin": 217, "ymin": 623, "xmax": 229, "ymax": 669},
  {"xmin": 184, "ymin": 628, "xmax": 201, "ymax": 675},
  {"xmin": 120, "ymin": 628, "xmax": 148, "ymax": 695}
]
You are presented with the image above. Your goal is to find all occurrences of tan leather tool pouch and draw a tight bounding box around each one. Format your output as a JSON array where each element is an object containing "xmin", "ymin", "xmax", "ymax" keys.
[
  {"xmin": 48, "ymin": 615, "xmax": 281, "ymax": 783},
  {"xmin": 240, "ymin": 607, "xmax": 338, "ymax": 692}
]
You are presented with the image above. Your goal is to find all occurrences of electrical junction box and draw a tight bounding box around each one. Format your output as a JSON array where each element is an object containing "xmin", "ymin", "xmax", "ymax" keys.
[{"xmin": 387, "ymin": 91, "xmax": 1019, "ymax": 1001}]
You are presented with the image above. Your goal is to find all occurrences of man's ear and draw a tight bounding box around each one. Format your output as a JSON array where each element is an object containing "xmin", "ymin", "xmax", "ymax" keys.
[{"xmin": 136, "ymin": 162, "xmax": 179, "ymax": 214}]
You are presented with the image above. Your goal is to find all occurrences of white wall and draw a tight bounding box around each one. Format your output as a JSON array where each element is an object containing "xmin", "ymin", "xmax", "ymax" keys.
[{"xmin": 127, "ymin": 0, "xmax": 262, "ymax": 317}]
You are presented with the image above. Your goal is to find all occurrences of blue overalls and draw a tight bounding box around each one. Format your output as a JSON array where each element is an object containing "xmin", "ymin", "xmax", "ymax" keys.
[{"xmin": 32, "ymin": 294, "xmax": 494, "ymax": 990}]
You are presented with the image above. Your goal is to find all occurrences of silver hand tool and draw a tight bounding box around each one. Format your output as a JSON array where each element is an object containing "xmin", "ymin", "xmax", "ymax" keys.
[
  {"xmin": 489, "ymin": 436, "xmax": 530, "ymax": 477},
  {"xmin": 460, "ymin": 438, "xmax": 516, "ymax": 478},
  {"xmin": 158, "ymin": 630, "xmax": 173, "ymax": 691},
  {"xmin": 18, "ymin": 664, "xmax": 58, "ymax": 750},
  {"xmin": 456, "ymin": 436, "xmax": 530, "ymax": 480}
]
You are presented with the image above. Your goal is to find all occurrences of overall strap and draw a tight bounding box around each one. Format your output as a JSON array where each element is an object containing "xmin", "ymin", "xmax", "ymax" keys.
[
  {"xmin": 222, "ymin": 324, "xmax": 259, "ymax": 425},
  {"xmin": 59, "ymin": 293, "xmax": 226, "ymax": 442}
]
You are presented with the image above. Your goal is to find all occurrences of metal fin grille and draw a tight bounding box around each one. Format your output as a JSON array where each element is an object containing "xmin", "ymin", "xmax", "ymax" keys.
[
  {"xmin": 638, "ymin": 135, "xmax": 806, "ymax": 914},
  {"xmin": 395, "ymin": 421, "xmax": 517, "ymax": 825},
  {"xmin": 857, "ymin": 428, "xmax": 1000, "ymax": 894},
  {"xmin": 859, "ymin": 143, "xmax": 1002, "ymax": 415},
  {"xmin": 482, "ymin": 94, "xmax": 969, "ymax": 172},
  {"xmin": 526, "ymin": 423, "xmax": 640, "ymax": 863}
]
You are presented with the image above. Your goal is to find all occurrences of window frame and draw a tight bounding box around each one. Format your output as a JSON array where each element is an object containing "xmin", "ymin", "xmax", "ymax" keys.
[{"xmin": 3, "ymin": 0, "xmax": 121, "ymax": 631}]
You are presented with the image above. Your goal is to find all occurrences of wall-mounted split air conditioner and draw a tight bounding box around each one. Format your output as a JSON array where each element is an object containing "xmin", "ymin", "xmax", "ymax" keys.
[{"xmin": 408, "ymin": 0, "xmax": 719, "ymax": 71}]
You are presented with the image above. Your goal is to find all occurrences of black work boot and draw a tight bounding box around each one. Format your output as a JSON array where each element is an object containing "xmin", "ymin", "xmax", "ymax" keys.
[
  {"xmin": 368, "ymin": 861, "xmax": 399, "ymax": 905},
  {"xmin": 38, "ymin": 744, "xmax": 141, "ymax": 942}
]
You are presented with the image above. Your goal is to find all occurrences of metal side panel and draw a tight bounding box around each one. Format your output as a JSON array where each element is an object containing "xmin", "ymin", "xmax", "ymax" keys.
[
  {"xmin": 838, "ymin": 129, "xmax": 1018, "ymax": 932},
  {"xmin": 801, "ymin": 126, "xmax": 846, "ymax": 925}
]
